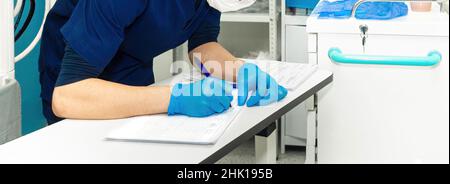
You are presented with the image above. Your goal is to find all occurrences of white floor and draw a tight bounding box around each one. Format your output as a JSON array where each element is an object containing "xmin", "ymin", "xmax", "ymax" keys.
[{"xmin": 217, "ymin": 138, "xmax": 306, "ymax": 164}]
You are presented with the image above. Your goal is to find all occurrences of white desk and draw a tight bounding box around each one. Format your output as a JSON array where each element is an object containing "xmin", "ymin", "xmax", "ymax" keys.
[{"xmin": 0, "ymin": 71, "xmax": 332, "ymax": 164}]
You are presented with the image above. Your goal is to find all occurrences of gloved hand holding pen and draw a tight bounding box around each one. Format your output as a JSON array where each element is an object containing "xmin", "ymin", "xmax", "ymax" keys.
[{"xmin": 168, "ymin": 77, "xmax": 234, "ymax": 118}]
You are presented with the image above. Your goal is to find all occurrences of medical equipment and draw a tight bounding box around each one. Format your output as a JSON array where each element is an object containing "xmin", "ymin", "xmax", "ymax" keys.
[
  {"xmin": 307, "ymin": 1, "xmax": 449, "ymax": 163},
  {"xmin": 1, "ymin": 0, "xmax": 53, "ymax": 82},
  {"xmin": 0, "ymin": 0, "xmax": 15, "ymax": 80},
  {"xmin": 1, "ymin": 0, "xmax": 53, "ymax": 144}
]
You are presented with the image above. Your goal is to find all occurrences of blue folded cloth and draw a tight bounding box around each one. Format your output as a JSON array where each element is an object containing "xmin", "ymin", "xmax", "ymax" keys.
[
  {"xmin": 314, "ymin": 0, "xmax": 408, "ymax": 20},
  {"xmin": 355, "ymin": 2, "xmax": 408, "ymax": 20},
  {"xmin": 315, "ymin": 0, "xmax": 358, "ymax": 19}
]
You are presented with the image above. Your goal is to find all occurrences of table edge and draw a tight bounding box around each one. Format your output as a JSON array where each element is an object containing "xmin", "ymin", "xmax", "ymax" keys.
[{"xmin": 200, "ymin": 73, "xmax": 334, "ymax": 164}]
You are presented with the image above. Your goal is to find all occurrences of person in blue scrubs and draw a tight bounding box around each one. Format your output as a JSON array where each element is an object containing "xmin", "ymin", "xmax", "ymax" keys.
[{"xmin": 39, "ymin": 0, "xmax": 287, "ymax": 124}]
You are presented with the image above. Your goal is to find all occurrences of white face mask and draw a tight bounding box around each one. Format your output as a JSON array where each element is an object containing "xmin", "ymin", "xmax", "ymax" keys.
[{"xmin": 206, "ymin": 0, "xmax": 257, "ymax": 13}]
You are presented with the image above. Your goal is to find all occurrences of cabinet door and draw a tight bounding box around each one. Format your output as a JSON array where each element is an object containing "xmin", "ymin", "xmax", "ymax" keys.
[
  {"xmin": 285, "ymin": 104, "xmax": 308, "ymax": 140},
  {"xmin": 316, "ymin": 33, "xmax": 449, "ymax": 163},
  {"xmin": 286, "ymin": 25, "xmax": 309, "ymax": 63}
]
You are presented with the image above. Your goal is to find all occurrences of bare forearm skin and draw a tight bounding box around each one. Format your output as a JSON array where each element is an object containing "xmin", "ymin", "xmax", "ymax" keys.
[
  {"xmin": 52, "ymin": 42, "xmax": 238, "ymax": 121},
  {"xmin": 189, "ymin": 42, "xmax": 244, "ymax": 82},
  {"xmin": 52, "ymin": 78, "xmax": 171, "ymax": 120}
]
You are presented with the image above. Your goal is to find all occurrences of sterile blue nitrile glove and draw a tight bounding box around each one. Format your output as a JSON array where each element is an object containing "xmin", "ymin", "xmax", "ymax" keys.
[
  {"xmin": 237, "ymin": 63, "xmax": 288, "ymax": 107},
  {"xmin": 168, "ymin": 77, "xmax": 234, "ymax": 117}
]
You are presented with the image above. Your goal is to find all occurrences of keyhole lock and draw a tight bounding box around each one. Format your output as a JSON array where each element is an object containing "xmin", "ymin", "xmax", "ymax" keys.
[{"xmin": 360, "ymin": 25, "xmax": 369, "ymax": 53}]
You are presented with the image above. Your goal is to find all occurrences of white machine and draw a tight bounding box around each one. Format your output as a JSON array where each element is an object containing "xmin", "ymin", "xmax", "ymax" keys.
[
  {"xmin": 1, "ymin": 0, "xmax": 52, "ymax": 144},
  {"xmin": 1, "ymin": 0, "xmax": 53, "ymax": 79},
  {"xmin": 307, "ymin": 1, "xmax": 449, "ymax": 163},
  {"xmin": 0, "ymin": 0, "xmax": 15, "ymax": 81}
]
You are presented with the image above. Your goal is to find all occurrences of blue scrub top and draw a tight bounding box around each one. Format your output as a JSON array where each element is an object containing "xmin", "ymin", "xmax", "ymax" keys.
[{"xmin": 39, "ymin": 0, "xmax": 221, "ymax": 124}]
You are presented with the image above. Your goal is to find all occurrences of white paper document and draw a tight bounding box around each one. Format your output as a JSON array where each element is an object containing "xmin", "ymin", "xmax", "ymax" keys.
[
  {"xmin": 179, "ymin": 59, "xmax": 318, "ymax": 91},
  {"xmin": 107, "ymin": 91, "xmax": 241, "ymax": 145},
  {"xmin": 247, "ymin": 60, "xmax": 318, "ymax": 91}
]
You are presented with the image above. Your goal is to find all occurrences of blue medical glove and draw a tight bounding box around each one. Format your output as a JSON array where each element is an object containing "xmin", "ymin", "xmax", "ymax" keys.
[
  {"xmin": 168, "ymin": 77, "xmax": 234, "ymax": 117},
  {"xmin": 238, "ymin": 63, "xmax": 288, "ymax": 107}
]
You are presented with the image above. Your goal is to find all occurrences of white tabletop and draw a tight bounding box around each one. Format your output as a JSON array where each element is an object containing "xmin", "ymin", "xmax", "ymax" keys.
[{"xmin": 0, "ymin": 70, "xmax": 332, "ymax": 164}]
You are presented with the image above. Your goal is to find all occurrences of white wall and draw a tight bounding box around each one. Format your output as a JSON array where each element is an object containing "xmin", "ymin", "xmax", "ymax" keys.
[
  {"xmin": 219, "ymin": 22, "xmax": 270, "ymax": 58},
  {"xmin": 444, "ymin": 0, "xmax": 449, "ymax": 13},
  {"xmin": 153, "ymin": 50, "xmax": 174, "ymax": 82}
]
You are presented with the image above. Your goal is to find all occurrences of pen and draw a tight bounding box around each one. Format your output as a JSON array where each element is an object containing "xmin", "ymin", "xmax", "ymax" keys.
[{"xmin": 196, "ymin": 58, "xmax": 238, "ymax": 89}]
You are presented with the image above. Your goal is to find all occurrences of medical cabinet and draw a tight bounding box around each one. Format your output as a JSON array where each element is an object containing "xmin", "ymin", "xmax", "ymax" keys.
[{"xmin": 307, "ymin": 2, "xmax": 449, "ymax": 163}]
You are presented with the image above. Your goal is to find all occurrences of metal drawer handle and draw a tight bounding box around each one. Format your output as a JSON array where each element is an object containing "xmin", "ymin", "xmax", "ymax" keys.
[{"xmin": 328, "ymin": 48, "xmax": 442, "ymax": 66}]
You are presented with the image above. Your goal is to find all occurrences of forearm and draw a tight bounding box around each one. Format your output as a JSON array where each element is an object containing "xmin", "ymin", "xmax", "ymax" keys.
[
  {"xmin": 189, "ymin": 42, "xmax": 244, "ymax": 82},
  {"xmin": 52, "ymin": 78, "xmax": 171, "ymax": 120}
]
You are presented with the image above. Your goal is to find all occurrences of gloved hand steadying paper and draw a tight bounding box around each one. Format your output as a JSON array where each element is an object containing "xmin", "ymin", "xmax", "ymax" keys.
[{"xmin": 237, "ymin": 63, "xmax": 288, "ymax": 107}]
